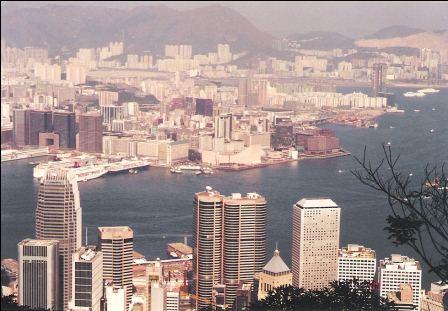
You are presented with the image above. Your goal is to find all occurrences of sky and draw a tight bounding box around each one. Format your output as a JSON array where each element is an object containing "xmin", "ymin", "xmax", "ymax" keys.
[{"xmin": 3, "ymin": 1, "xmax": 448, "ymax": 38}]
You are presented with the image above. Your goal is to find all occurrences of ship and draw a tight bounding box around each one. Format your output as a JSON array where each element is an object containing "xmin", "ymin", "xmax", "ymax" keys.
[
  {"xmin": 201, "ymin": 167, "xmax": 214, "ymax": 175},
  {"xmin": 403, "ymin": 91, "xmax": 426, "ymax": 97},
  {"xmin": 177, "ymin": 164, "xmax": 202, "ymax": 171},
  {"xmin": 170, "ymin": 167, "xmax": 182, "ymax": 174},
  {"xmin": 417, "ymin": 88, "xmax": 439, "ymax": 94},
  {"xmin": 72, "ymin": 165, "xmax": 108, "ymax": 182},
  {"xmin": 107, "ymin": 159, "xmax": 150, "ymax": 173}
]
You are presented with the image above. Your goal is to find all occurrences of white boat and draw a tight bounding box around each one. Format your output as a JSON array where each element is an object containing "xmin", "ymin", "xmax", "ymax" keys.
[
  {"xmin": 195, "ymin": 171, "xmax": 202, "ymax": 176},
  {"xmin": 170, "ymin": 167, "xmax": 182, "ymax": 174},
  {"xmin": 413, "ymin": 109, "xmax": 420, "ymax": 112},
  {"xmin": 108, "ymin": 159, "xmax": 150, "ymax": 173},
  {"xmin": 417, "ymin": 88, "xmax": 439, "ymax": 94},
  {"xmin": 169, "ymin": 252, "xmax": 179, "ymax": 258},
  {"xmin": 178, "ymin": 164, "xmax": 202, "ymax": 171},
  {"xmin": 72, "ymin": 165, "xmax": 108, "ymax": 182},
  {"xmin": 386, "ymin": 142, "xmax": 392, "ymax": 146},
  {"xmin": 404, "ymin": 91, "xmax": 426, "ymax": 97},
  {"xmin": 201, "ymin": 167, "xmax": 214, "ymax": 175},
  {"xmin": 338, "ymin": 169, "xmax": 343, "ymax": 173},
  {"xmin": 430, "ymin": 129, "xmax": 435, "ymax": 133}
]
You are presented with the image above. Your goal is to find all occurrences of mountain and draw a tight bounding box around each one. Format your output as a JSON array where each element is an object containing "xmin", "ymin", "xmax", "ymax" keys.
[
  {"xmin": 287, "ymin": 31, "xmax": 355, "ymax": 50},
  {"xmin": 1, "ymin": 4, "xmax": 273, "ymax": 55},
  {"xmin": 364, "ymin": 25, "xmax": 425, "ymax": 39},
  {"xmin": 355, "ymin": 31, "xmax": 448, "ymax": 52}
]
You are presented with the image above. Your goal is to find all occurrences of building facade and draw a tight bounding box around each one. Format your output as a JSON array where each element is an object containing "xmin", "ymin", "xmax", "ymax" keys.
[
  {"xmin": 78, "ymin": 112, "xmax": 103, "ymax": 153},
  {"xmin": 257, "ymin": 249, "xmax": 292, "ymax": 300},
  {"xmin": 98, "ymin": 226, "xmax": 134, "ymax": 311},
  {"xmin": 292, "ymin": 198, "xmax": 340, "ymax": 289},
  {"xmin": 18, "ymin": 239, "xmax": 60, "ymax": 311},
  {"xmin": 338, "ymin": 244, "xmax": 376, "ymax": 282},
  {"xmin": 35, "ymin": 168, "xmax": 82, "ymax": 310}
]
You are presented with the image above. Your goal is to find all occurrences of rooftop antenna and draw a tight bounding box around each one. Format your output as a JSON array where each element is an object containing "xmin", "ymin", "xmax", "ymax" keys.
[
  {"xmin": 85, "ymin": 226, "xmax": 88, "ymax": 246},
  {"xmin": 184, "ymin": 232, "xmax": 188, "ymax": 246}
]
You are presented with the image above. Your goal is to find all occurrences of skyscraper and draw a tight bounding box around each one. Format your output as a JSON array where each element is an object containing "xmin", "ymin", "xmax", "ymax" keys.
[
  {"xmin": 35, "ymin": 168, "xmax": 82, "ymax": 310},
  {"xmin": 379, "ymin": 254, "xmax": 422, "ymax": 310},
  {"xmin": 52, "ymin": 111, "xmax": 76, "ymax": 149},
  {"xmin": 214, "ymin": 113, "xmax": 232, "ymax": 140},
  {"xmin": 78, "ymin": 112, "xmax": 103, "ymax": 153},
  {"xmin": 338, "ymin": 244, "xmax": 376, "ymax": 282},
  {"xmin": 98, "ymin": 226, "xmax": 134, "ymax": 311},
  {"xmin": 18, "ymin": 239, "xmax": 60, "ymax": 311},
  {"xmin": 29, "ymin": 110, "xmax": 53, "ymax": 146},
  {"xmin": 292, "ymin": 198, "xmax": 340, "ymax": 289},
  {"xmin": 222, "ymin": 192, "xmax": 267, "ymax": 306},
  {"xmin": 193, "ymin": 188, "xmax": 224, "ymax": 310},
  {"xmin": 13, "ymin": 109, "xmax": 30, "ymax": 146},
  {"xmin": 372, "ymin": 63, "xmax": 387, "ymax": 97},
  {"xmin": 69, "ymin": 246, "xmax": 103, "ymax": 311}
]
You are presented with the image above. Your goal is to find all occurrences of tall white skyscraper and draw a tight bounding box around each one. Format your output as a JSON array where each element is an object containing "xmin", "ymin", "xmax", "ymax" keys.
[
  {"xmin": 35, "ymin": 168, "xmax": 82, "ymax": 310},
  {"xmin": 292, "ymin": 198, "xmax": 340, "ymax": 289},
  {"xmin": 214, "ymin": 113, "xmax": 232, "ymax": 140},
  {"xmin": 379, "ymin": 254, "xmax": 422, "ymax": 310},
  {"xmin": 18, "ymin": 239, "xmax": 60, "ymax": 311},
  {"xmin": 338, "ymin": 244, "xmax": 376, "ymax": 282}
]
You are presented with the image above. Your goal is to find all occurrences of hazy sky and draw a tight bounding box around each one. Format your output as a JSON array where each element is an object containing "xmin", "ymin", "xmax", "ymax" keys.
[{"xmin": 3, "ymin": 1, "xmax": 448, "ymax": 37}]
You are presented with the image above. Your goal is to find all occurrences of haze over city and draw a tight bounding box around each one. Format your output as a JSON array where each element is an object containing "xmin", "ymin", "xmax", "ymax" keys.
[{"xmin": 1, "ymin": 1, "xmax": 447, "ymax": 311}]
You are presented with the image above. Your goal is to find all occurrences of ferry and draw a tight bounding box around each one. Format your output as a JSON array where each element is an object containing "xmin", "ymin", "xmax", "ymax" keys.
[
  {"xmin": 72, "ymin": 165, "xmax": 108, "ymax": 182},
  {"xmin": 107, "ymin": 159, "xmax": 150, "ymax": 173},
  {"xmin": 417, "ymin": 88, "xmax": 439, "ymax": 94},
  {"xmin": 403, "ymin": 91, "xmax": 426, "ymax": 97},
  {"xmin": 413, "ymin": 109, "xmax": 421, "ymax": 112},
  {"xmin": 178, "ymin": 164, "xmax": 202, "ymax": 171}
]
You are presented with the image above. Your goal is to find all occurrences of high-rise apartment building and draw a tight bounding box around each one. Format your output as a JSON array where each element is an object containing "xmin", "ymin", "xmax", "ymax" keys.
[
  {"xmin": 292, "ymin": 198, "xmax": 340, "ymax": 289},
  {"xmin": 193, "ymin": 188, "xmax": 224, "ymax": 310},
  {"xmin": 98, "ymin": 226, "xmax": 134, "ymax": 311},
  {"xmin": 18, "ymin": 239, "xmax": 60, "ymax": 311},
  {"xmin": 338, "ymin": 244, "xmax": 376, "ymax": 282},
  {"xmin": 379, "ymin": 254, "xmax": 422, "ymax": 310},
  {"xmin": 35, "ymin": 168, "xmax": 82, "ymax": 310},
  {"xmin": 69, "ymin": 246, "xmax": 103, "ymax": 311},
  {"xmin": 193, "ymin": 188, "xmax": 267, "ymax": 309},
  {"xmin": 214, "ymin": 113, "xmax": 232, "ymax": 140},
  {"xmin": 257, "ymin": 249, "xmax": 292, "ymax": 300},
  {"xmin": 78, "ymin": 112, "xmax": 103, "ymax": 153},
  {"xmin": 372, "ymin": 63, "xmax": 387, "ymax": 97},
  {"xmin": 52, "ymin": 111, "xmax": 76, "ymax": 149},
  {"xmin": 66, "ymin": 63, "xmax": 87, "ymax": 85},
  {"xmin": 222, "ymin": 192, "xmax": 267, "ymax": 306}
]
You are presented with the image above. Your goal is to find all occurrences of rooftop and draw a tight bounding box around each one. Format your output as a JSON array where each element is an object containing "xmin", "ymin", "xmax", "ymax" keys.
[
  {"xmin": 296, "ymin": 197, "xmax": 339, "ymax": 209},
  {"xmin": 98, "ymin": 226, "xmax": 133, "ymax": 239},
  {"xmin": 263, "ymin": 249, "xmax": 291, "ymax": 274},
  {"xmin": 339, "ymin": 244, "xmax": 376, "ymax": 259},
  {"xmin": 18, "ymin": 239, "xmax": 59, "ymax": 247}
]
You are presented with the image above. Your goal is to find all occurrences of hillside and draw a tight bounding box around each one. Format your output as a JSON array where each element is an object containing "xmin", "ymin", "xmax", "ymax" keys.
[
  {"xmin": 1, "ymin": 4, "xmax": 273, "ymax": 55},
  {"xmin": 355, "ymin": 31, "xmax": 448, "ymax": 52},
  {"xmin": 364, "ymin": 25, "xmax": 424, "ymax": 39},
  {"xmin": 287, "ymin": 31, "xmax": 355, "ymax": 50}
]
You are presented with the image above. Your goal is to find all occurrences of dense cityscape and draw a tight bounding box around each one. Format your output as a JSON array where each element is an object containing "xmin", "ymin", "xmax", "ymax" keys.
[{"xmin": 1, "ymin": 2, "xmax": 447, "ymax": 311}]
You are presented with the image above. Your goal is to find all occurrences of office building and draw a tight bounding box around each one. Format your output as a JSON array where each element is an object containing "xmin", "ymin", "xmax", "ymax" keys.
[
  {"xmin": 214, "ymin": 113, "xmax": 232, "ymax": 140},
  {"xmin": 13, "ymin": 109, "xmax": 30, "ymax": 146},
  {"xmin": 151, "ymin": 283, "xmax": 166, "ymax": 311},
  {"xmin": 257, "ymin": 249, "xmax": 292, "ymax": 300},
  {"xmin": 222, "ymin": 192, "xmax": 267, "ymax": 306},
  {"xmin": 53, "ymin": 111, "xmax": 76, "ymax": 149},
  {"xmin": 69, "ymin": 246, "xmax": 103, "ymax": 311},
  {"xmin": 165, "ymin": 288, "xmax": 180, "ymax": 311},
  {"xmin": 193, "ymin": 188, "xmax": 224, "ymax": 310},
  {"xmin": 98, "ymin": 226, "xmax": 134, "ymax": 311},
  {"xmin": 292, "ymin": 198, "xmax": 340, "ymax": 289},
  {"xmin": 195, "ymin": 98, "xmax": 214, "ymax": 117},
  {"xmin": 338, "ymin": 244, "xmax": 376, "ymax": 282},
  {"xmin": 35, "ymin": 168, "xmax": 82, "ymax": 310},
  {"xmin": 18, "ymin": 239, "xmax": 60, "ymax": 311},
  {"xmin": 104, "ymin": 281, "xmax": 127, "ymax": 311},
  {"xmin": 29, "ymin": 110, "xmax": 53, "ymax": 146},
  {"xmin": 78, "ymin": 112, "xmax": 103, "ymax": 153},
  {"xmin": 379, "ymin": 254, "xmax": 422, "ymax": 310},
  {"xmin": 421, "ymin": 282, "xmax": 448, "ymax": 311},
  {"xmin": 372, "ymin": 63, "xmax": 387, "ymax": 97}
]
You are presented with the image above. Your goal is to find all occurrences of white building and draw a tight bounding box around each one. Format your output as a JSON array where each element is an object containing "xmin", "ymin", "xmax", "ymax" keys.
[
  {"xmin": 165, "ymin": 289, "xmax": 180, "ymax": 311},
  {"xmin": 151, "ymin": 283, "xmax": 166, "ymax": 311},
  {"xmin": 105, "ymin": 282, "xmax": 126, "ymax": 311},
  {"xmin": 338, "ymin": 244, "xmax": 376, "ymax": 282},
  {"xmin": 379, "ymin": 254, "xmax": 422, "ymax": 310},
  {"xmin": 292, "ymin": 198, "xmax": 340, "ymax": 289}
]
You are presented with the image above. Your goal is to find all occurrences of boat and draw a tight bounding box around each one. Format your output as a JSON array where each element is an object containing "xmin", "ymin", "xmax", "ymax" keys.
[
  {"xmin": 338, "ymin": 169, "xmax": 343, "ymax": 173},
  {"xmin": 201, "ymin": 167, "xmax": 214, "ymax": 175},
  {"xmin": 195, "ymin": 171, "xmax": 202, "ymax": 176},
  {"xmin": 389, "ymin": 126, "xmax": 395, "ymax": 129},
  {"xmin": 170, "ymin": 167, "xmax": 182, "ymax": 174},
  {"xmin": 404, "ymin": 91, "xmax": 426, "ymax": 97},
  {"xmin": 409, "ymin": 173, "xmax": 413, "ymax": 177},
  {"xmin": 386, "ymin": 142, "xmax": 392, "ymax": 146},
  {"xmin": 71, "ymin": 165, "xmax": 108, "ymax": 182},
  {"xmin": 432, "ymin": 108, "xmax": 436, "ymax": 111},
  {"xmin": 417, "ymin": 88, "xmax": 439, "ymax": 94},
  {"xmin": 430, "ymin": 129, "xmax": 435, "ymax": 133},
  {"xmin": 413, "ymin": 109, "xmax": 420, "ymax": 112},
  {"xmin": 129, "ymin": 169, "xmax": 138, "ymax": 174},
  {"xmin": 177, "ymin": 164, "xmax": 202, "ymax": 171},
  {"xmin": 169, "ymin": 252, "xmax": 179, "ymax": 258},
  {"xmin": 107, "ymin": 159, "xmax": 150, "ymax": 173}
]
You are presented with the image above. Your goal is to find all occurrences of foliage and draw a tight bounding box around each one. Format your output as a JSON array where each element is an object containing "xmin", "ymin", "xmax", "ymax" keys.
[
  {"xmin": 1, "ymin": 295, "xmax": 49, "ymax": 311},
  {"xmin": 352, "ymin": 145, "xmax": 448, "ymax": 282},
  {"xmin": 249, "ymin": 279, "xmax": 394, "ymax": 311}
]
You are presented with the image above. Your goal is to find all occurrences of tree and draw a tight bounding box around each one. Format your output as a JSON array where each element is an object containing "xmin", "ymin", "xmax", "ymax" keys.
[
  {"xmin": 352, "ymin": 144, "xmax": 448, "ymax": 282},
  {"xmin": 1, "ymin": 295, "xmax": 49, "ymax": 311},
  {"xmin": 249, "ymin": 279, "xmax": 394, "ymax": 310}
]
